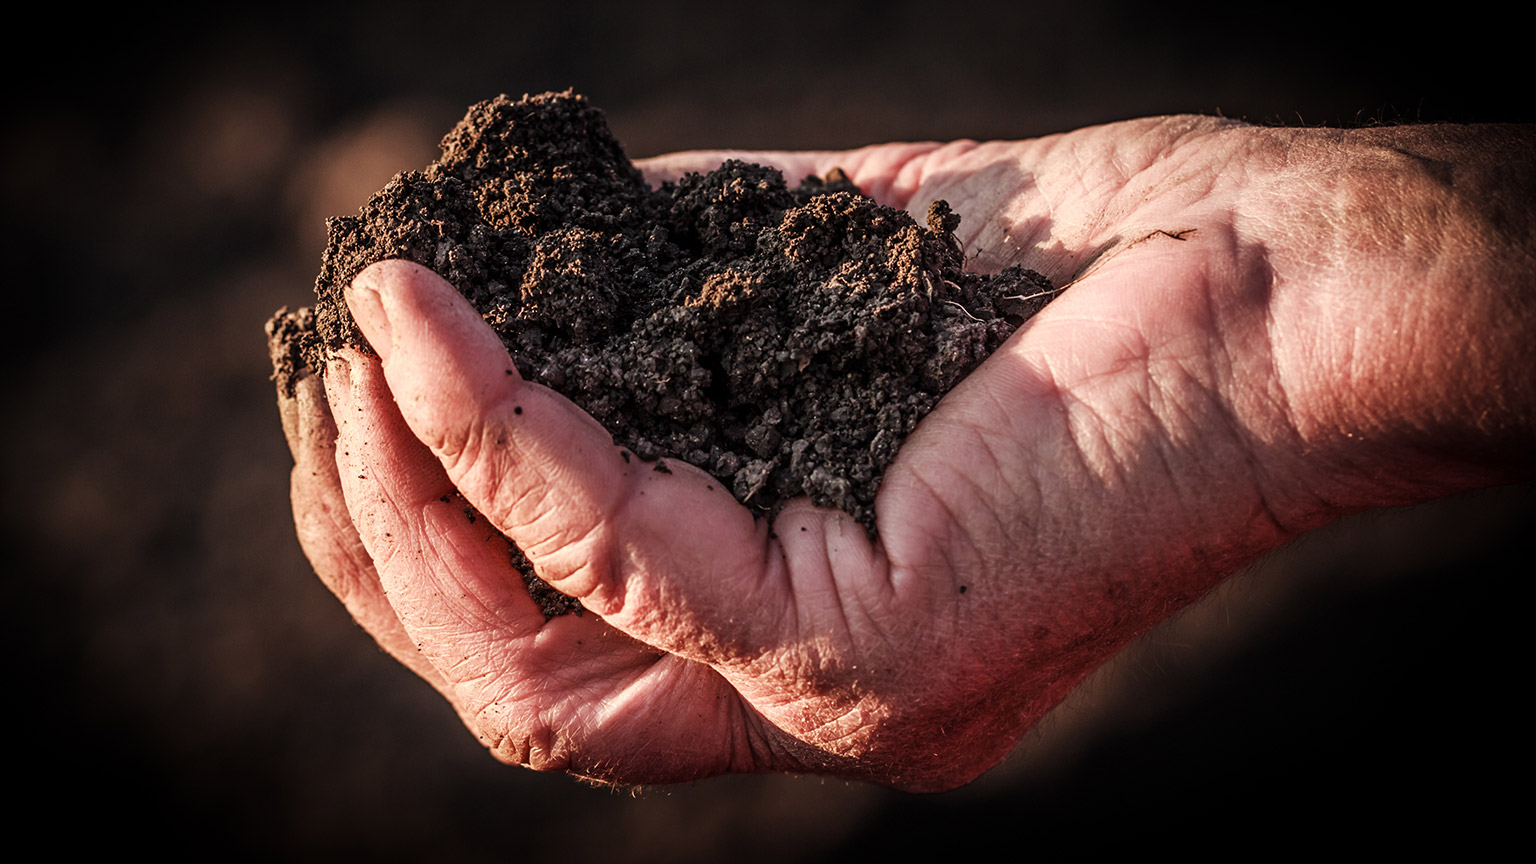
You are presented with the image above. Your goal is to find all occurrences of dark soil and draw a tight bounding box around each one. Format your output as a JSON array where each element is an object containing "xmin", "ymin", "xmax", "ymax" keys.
[{"xmin": 271, "ymin": 90, "xmax": 1056, "ymax": 614}]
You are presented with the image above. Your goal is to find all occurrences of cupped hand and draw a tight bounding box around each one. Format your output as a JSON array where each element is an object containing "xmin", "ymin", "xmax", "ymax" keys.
[{"xmin": 276, "ymin": 116, "xmax": 1531, "ymax": 790}]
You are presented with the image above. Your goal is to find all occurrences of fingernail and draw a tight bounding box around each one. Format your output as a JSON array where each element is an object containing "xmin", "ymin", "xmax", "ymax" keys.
[
  {"xmin": 294, "ymin": 373, "xmax": 335, "ymax": 443},
  {"xmin": 287, "ymin": 373, "xmax": 311, "ymax": 441},
  {"xmin": 325, "ymin": 352, "xmax": 354, "ymax": 413},
  {"xmin": 347, "ymin": 272, "xmax": 392, "ymax": 363}
]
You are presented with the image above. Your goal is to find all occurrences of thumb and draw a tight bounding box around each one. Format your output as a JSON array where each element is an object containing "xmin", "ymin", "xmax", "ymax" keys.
[
  {"xmin": 346, "ymin": 260, "xmax": 629, "ymax": 602},
  {"xmin": 343, "ymin": 259, "xmax": 795, "ymax": 661}
]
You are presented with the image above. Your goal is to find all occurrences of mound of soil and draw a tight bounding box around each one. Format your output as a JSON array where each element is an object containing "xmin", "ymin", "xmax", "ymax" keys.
[{"xmin": 271, "ymin": 90, "xmax": 1056, "ymax": 614}]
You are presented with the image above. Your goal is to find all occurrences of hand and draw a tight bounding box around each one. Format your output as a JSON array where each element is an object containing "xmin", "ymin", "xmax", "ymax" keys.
[{"xmin": 274, "ymin": 117, "xmax": 1535, "ymax": 790}]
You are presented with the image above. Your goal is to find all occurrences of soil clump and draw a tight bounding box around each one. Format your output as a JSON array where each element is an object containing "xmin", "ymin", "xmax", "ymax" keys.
[{"xmin": 270, "ymin": 90, "xmax": 1057, "ymax": 615}]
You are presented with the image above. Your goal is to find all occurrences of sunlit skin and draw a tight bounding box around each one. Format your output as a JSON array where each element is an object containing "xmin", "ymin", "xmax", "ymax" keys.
[{"xmin": 275, "ymin": 116, "xmax": 1534, "ymax": 791}]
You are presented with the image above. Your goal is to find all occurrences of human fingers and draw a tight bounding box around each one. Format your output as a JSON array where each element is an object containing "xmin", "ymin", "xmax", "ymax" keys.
[
  {"xmin": 634, "ymin": 142, "xmax": 946, "ymax": 210},
  {"xmin": 634, "ymin": 139, "xmax": 1077, "ymax": 280},
  {"xmin": 322, "ymin": 343, "xmax": 775, "ymax": 777},
  {"xmin": 274, "ymin": 360, "xmax": 453, "ymax": 690},
  {"xmin": 323, "ymin": 347, "xmax": 552, "ymax": 667},
  {"xmin": 343, "ymin": 260, "xmax": 859, "ymax": 672}
]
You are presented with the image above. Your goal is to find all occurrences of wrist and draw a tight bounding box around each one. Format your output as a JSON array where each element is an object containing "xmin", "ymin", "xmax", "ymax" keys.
[{"xmin": 1248, "ymin": 125, "xmax": 1536, "ymax": 514}]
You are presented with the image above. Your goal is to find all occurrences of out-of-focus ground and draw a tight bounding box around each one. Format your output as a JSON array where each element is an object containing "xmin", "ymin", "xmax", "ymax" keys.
[{"xmin": 4, "ymin": 3, "xmax": 1530, "ymax": 859}]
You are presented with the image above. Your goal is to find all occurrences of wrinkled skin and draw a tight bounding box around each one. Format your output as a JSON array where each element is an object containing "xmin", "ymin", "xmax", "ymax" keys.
[{"xmin": 275, "ymin": 116, "xmax": 1535, "ymax": 791}]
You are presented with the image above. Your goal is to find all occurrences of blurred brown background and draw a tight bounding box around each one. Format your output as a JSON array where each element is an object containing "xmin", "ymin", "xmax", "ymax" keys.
[{"xmin": 4, "ymin": 2, "xmax": 1530, "ymax": 859}]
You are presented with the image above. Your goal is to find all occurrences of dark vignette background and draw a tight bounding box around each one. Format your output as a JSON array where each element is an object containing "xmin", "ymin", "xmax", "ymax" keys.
[{"xmin": 4, "ymin": 2, "xmax": 1530, "ymax": 859}]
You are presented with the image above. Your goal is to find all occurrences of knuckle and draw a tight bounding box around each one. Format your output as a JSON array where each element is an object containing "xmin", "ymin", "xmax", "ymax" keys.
[
  {"xmin": 463, "ymin": 682, "xmax": 577, "ymax": 773},
  {"xmin": 432, "ymin": 415, "xmax": 503, "ymax": 478},
  {"xmin": 480, "ymin": 720, "xmax": 572, "ymax": 773}
]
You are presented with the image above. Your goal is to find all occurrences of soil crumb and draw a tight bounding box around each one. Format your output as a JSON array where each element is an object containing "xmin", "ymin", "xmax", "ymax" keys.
[{"xmin": 271, "ymin": 90, "xmax": 1057, "ymax": 616}]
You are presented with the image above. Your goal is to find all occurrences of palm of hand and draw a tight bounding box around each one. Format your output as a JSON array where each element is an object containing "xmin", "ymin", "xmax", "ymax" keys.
[{"xmin": 282, "ymin": 115, "xmax": 1310, "ymax": 790}]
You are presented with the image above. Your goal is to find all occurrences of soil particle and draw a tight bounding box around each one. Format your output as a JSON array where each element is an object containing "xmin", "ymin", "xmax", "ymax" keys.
[{"xmin": 271, "ymin": 90, "xmax": 1058, "ymax": 617}]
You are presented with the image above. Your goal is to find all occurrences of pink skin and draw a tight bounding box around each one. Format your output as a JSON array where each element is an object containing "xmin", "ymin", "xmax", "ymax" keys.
[{"xmin": 277, "ymin": 116, "xmax": 1535, "ymax": 791}]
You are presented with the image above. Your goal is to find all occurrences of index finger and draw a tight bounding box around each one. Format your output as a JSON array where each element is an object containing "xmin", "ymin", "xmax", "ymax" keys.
[{"xmin": 345, "ymin": 260, "xmax": 874, "ymax": 674}]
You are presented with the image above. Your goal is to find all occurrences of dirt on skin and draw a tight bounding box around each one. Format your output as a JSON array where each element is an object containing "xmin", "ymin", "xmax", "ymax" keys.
[{"xmin": 269, "ymin": 90, "xmax": 1057, "ymax": 616}]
